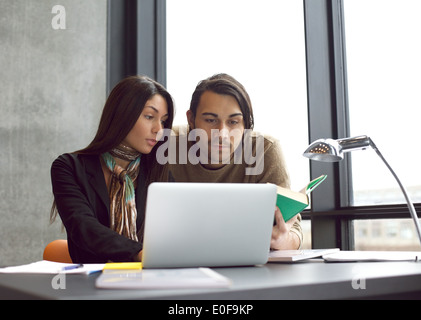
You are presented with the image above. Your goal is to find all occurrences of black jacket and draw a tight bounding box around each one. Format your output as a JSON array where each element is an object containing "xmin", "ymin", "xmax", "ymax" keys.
[{"xmin": 50, "ymin": 153, "xmax": 146, "ymax": 263}]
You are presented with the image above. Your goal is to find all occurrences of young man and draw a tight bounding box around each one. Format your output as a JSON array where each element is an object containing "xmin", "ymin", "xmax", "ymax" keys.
[{"xmin": 168, "ymin": 74, "xmax": 302, "ymax": 250}]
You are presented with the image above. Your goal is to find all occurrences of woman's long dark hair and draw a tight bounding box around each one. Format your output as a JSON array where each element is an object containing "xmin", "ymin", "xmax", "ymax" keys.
[
  {"xmin": 77, "ymin": 75, "xmax": 174, "ymax": 156},
  {"xmin": 50, "ymin": 75, "xmax": 174, "ymax": 223}
]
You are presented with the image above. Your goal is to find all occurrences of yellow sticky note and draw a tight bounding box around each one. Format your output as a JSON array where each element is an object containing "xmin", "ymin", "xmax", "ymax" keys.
[{"xmin": 103, "ymin": 262, "xmax": 143, "ymax": 270}]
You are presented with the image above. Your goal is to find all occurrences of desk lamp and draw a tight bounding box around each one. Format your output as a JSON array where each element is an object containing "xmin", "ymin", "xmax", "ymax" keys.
[{"xmin": 303, "ymin": 135, "xmax": 421, "ymax": 245}]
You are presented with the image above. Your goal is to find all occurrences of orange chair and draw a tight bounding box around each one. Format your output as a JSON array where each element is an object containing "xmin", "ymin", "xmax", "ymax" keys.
[{"xmin": 43, "ymin": 239, "xmax": 73, "ymax": 263}]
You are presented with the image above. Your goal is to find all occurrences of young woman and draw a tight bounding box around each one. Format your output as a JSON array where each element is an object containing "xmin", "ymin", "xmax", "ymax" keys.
[{"xmin": 50, "ymin": 75, "xmax": 174, "ymax": 263}]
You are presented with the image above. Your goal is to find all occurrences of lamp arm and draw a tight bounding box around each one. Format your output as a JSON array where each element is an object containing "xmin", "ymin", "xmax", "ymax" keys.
[
  {"xmin": 338, "ymin": 135, "xmax": 371, "ymax": 152},
  {"xmin": 369, "ymin": 138, "xmax": 421, "ymax": 245}
]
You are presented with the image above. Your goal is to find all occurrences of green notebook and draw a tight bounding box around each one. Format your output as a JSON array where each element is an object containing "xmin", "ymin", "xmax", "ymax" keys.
[{"xmin": 271, "ymin": 175, "xmax": 327, "ymax": 222}]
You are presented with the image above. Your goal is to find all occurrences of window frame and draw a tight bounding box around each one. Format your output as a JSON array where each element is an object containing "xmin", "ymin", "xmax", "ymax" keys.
[
  {"xmin": 107, "ymin": 0, "xmax": 166, "ymax": 94},
  {"xmin": 107, "ymin": 0, "xmax": 421, "ymax": 251},
  {"xmin": 303, "ymin": 0, "xmax": 421, "ymax": 250}
]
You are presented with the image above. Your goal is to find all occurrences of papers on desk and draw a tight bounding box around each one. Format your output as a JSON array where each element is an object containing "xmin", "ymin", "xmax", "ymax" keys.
[
  {"xmin": 0, "ymin": 260, "xmax": 104, "ymax": 274},
  {"xmin": 322, "ymin": 250, "xmax": 421, "ymax": 262},
  {"xmin": 0, "ymin": 261, "xmax": 231, "ymax": 289},
  {"xmin": 268, "ymin": 249, "xmax": 421, "ymax": 262},
  {"xmin": 95, "ymin": 268, "xmax": 232, "ymax": 289},
  {"xmin": 268, "ymin": 248, "xmax": 340, "ymax": 262}
]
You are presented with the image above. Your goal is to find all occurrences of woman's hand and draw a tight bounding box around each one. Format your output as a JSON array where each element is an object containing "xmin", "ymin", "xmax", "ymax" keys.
[{"xmin": 271, "ymin": 207, "xmax": 300, "ymax": 250}]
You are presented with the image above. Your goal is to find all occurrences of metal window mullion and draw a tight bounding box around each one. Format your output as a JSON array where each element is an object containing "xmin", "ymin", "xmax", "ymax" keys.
[
  {"xmin": 107, "ymin": 0, "xmax": 167, "ymax": 92},
  {"xmin": 304, "ymin": 0, "xmax": 352, "ymax": 249}
]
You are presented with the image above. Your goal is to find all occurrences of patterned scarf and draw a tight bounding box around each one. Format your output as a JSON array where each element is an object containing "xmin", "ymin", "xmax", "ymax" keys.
[{"xmin": 101, "ymin": 151, "xmax": 141, "ymax": 241}]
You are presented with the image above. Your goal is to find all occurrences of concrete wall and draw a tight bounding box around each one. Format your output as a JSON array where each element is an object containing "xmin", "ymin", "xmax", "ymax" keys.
[{"xmin": 0, "ymin": 0, "xmax": 107, "ymax": 265}]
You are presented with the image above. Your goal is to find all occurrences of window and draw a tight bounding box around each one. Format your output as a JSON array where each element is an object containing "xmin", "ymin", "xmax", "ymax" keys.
[
  {"xmin": 167, "ymin": 0, "xmax": 311, "ymax": 248},
  {"xmin": 354, "ymin": 219, "xmax": 420, "ymax": 250},
  {"xmin": 343, "ymin": 0, "xmax": 421, "ymax": 250},
  {"xmin": 164, "ymin": 0, "xmax": 421, "ymax": 251},
  {"xmin": 302, "ymin": 0, "xmax": 421, "ymax": 250},
  {"xmin": 344, "ymin": 0, "xmax": 421, "ymax": 206},
  {"xmin": 106, "ymin": 0, "xmax": 421, "ymax": 251},
  {"xmin": 167, "ymin": 0, "xmax": 309, "ymax": 189}
]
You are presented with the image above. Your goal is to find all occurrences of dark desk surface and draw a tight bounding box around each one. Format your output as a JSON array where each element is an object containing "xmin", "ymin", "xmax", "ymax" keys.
[{"xmin": 1, "ymin": 260, "xmax": 421, "ymax": 300}]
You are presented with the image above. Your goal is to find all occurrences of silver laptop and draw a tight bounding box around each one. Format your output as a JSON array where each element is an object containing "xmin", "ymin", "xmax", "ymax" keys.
[{"xmin": 141, "ymin": 182, "xmax": 277, "ymax": 268}]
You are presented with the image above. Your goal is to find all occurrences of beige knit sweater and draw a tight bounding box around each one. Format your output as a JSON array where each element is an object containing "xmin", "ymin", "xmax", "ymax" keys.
[{"xmin": 166, "ymin": 125, "xmax": 303, "ymax": 248}]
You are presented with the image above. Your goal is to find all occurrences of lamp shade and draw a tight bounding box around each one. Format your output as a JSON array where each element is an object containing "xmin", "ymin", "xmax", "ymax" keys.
[
  {"xmin": 303, "ymin": 136, "xmax": 372, "ymax": 162},
  {"xmin": 303, "ymin": 138, "xmax": 343, "ymax": 162}
]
